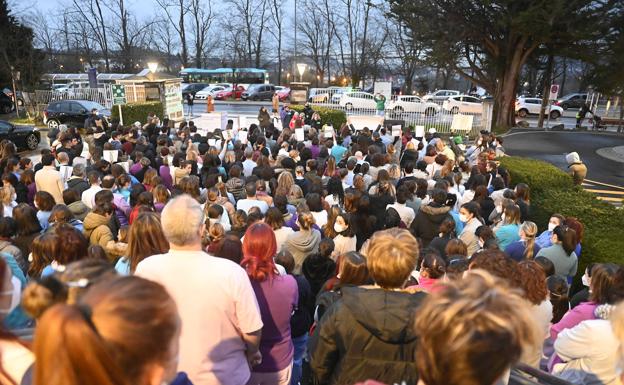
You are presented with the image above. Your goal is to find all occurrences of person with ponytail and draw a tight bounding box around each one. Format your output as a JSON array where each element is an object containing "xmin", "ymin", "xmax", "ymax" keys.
[
  {"xmin": 241, "ymin": 223, "xmax": 298, "ymax": 385},
  {"xmin": 283, "ymin": 208, "xmax": 321, "ymax": 274},
  {"xmin": 535, "ymin": 225, "xmax": 578, "ymax": 280},
  {"xmin": 33, "ymin": 276, "xmax": 183, "ymax": 385},
  {"xmin": 505, "ymin": 221, "xmax": 541, "ymax": 261},
  {"xmin": 0, "ymin": 258, "xmax": 33, "ymax": 385}
]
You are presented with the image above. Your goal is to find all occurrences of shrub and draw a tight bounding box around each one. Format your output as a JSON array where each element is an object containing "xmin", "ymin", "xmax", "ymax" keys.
[
  {"xmin": 499, "ymin": 156, "xmax": 624, "ymax": 284},
  {"xmin": 289, "ymin": 104, "xmax": 347, "ymax": 128},
  {"xmin": 111, "ymin": 102, "xmax": 164, "ymax": 125}
]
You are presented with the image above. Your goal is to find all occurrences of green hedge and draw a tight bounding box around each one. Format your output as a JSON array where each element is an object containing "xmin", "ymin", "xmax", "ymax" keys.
[
  {"xmin": 289, "ymin": 105, "xmax": 347, "ymax": 128},
  {"xmin": 499, "ymin": 156, "xmax": 624, "ymax": 281},
  {"xmin": 111, "ymin": 102, "xmax": 164, "ymax": 125}
]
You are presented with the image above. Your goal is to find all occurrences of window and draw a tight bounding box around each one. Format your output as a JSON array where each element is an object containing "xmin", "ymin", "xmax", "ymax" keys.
[
  {"xmin": 464, "ymin": 97, "xmax": 481, "ymax": 103},
  {"xmin": 59, "ymin": 102, "xmax": 71, "ymax": 112},
  {"xmin": 0, "ymin": 121, "xmax": 11, "ymax": 133}
]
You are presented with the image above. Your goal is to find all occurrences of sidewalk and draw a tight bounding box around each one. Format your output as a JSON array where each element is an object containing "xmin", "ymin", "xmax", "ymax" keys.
[{"xmin": 596, "ymin": 146, "xmax": 624, "ymax": 163}]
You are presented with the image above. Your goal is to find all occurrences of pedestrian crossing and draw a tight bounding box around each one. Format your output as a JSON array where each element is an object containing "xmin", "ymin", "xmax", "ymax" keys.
[{"xmin": 582, "ymin": 179, "xmax": 624, "ymax": 207}]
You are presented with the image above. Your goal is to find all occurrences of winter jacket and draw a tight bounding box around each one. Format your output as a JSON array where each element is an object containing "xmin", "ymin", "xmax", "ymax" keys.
[
  {"xmin": 83, "ymin": 212, "xmax": 125, "ymax": 261},
  {"xmin": 284, "ymin": 229, "xmax": 321, "ymax": 274},
  {"xmin": 0, "ymin": 240, "xmax": 26, "ymax": 274},
  {"xmin": 302, "ymin": 254, "xmax": 337, "ymax": 297},
  {"xmin": 225, "ymin": 177, "xmax": 246, "ymax": 201},
  {"xmin": 67, "ymin": 177, "xmax": 90, "ymax": 197},
  {"xmin": 553, "ymin": 305, "xmax": 621, "ymax": 385},
  {"xmin": 460, "ymin": 217, "xmax": 482, "ymax": 256},
  {"xmin": 410, "ymin": 204, "xmax": 452, "ymax": 248},
  {"xmin": 309, "ymin": 286, "xmax": 427, "ymax": 385},
  {"xmin": 67, "ymin": 201, "xmax": 90, "ymax": 222}
]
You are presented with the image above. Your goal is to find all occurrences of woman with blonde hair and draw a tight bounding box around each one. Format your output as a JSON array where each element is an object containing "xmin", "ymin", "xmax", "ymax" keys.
[
  {"xmin": 114, "ymin": 212, "xmax": 169, "ymax": 275},
  {"xmin": 283, "ymin": 210, "xmax": 321, "ymax": 274},
  {"xmin": 275, "ymin": 171, "xmax": 295, "ymax": 197},
  {"xmin": 152, "ymin": 184, "xmax": 170, "ymax": 213},
  {"xmin": 505, "ymin": 221, "xmax": 540, "ymax": 261},
  {"xmin": 288, "ymin": 185, "xmax": 305, "ymax": 207}
]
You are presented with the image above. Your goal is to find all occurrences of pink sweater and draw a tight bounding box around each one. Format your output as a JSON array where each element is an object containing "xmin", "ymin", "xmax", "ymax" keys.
[{"xmin": 550, "ymin": 301, "xmax": 597, "ymax": 341}]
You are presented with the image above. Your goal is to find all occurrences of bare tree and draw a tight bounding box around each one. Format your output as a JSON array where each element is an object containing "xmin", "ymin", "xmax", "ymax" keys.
[
  {"xmin": 267, "ymin": 0, "xmax": 284, "ymax": 84},
  {"xmin": 189, "ymin": 0, "xmax": 215, "ymax": 68},
  {"xmin": 389, "ymin": 20, "xmax": 423, "ymax": 93},
  {"xmin": 156, "ymin": 0, "xmax": 190, "ymax": 67},
  {"xmin": 153, "ymin": 20, "xmax": 178, "ymax": 73},
  {"xmin": 105, "ymin": 0, "xmax": 155, "ymax": 71},
  {"xmin": 70, "ymin": 0, "xmax": 111, "ymax": 71},
  {"xmin": 29, "ymin": 10, "xmax": 58, "ymax": 52},
  {"xmin": 300, "ymin": 0, "xmax": 332, "ymax": 85},
  {"xmin": 228, "ymin": 0, "xmax": 269, "ymax": 68}
]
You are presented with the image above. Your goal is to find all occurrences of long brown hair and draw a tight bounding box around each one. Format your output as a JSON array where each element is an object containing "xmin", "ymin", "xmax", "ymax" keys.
[
  {"xmin": 33, "ymin": 276, "xmax": 180, "ymax": 385},
  {"xmin": 127, "ymin": 212, "xmax": 169, "ymax": 273}
]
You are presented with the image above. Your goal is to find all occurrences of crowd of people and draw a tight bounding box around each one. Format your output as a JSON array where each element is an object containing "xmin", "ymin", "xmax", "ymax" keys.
[{"xmin": 0, "ymin": 105, "xmax": 620, "ymax": 385}]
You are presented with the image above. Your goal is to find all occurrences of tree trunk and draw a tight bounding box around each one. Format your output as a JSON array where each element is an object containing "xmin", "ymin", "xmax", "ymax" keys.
[
  {"xmin": 179, "ymin": 0, "xmax": 188, "ymax": 67},
  {"xmin": 538, "ymin": 54, "xmax": 554, "ymax": 129},
  {"xmin": 560, "ymin": 57, "xmax": 568, "ymax": 95},
  {"xmin": 94, "ymin": 0, "xmax": 110, "ymax": 71}
]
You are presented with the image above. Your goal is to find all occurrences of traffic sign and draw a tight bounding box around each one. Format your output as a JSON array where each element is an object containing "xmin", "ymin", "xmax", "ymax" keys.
[
  {"xmin": 111, "ymin": 84, "xmax": 127, "ymax": 105},
  {"xmin": 549, "ymin": 84, "xmax": 559, "ymax": 101}
]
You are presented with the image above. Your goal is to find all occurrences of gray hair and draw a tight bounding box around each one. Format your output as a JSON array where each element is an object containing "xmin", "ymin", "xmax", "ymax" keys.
[
  {"xmin": 161, "ymin": 194, "xmax": 204, "ymax": 246},
  {"xmin": 72, "ymin": 163, "xmax": 86, "ymax": 177}
]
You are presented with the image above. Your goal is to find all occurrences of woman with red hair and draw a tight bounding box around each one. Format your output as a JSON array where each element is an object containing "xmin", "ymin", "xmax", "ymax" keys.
[{"xmin": 241, "ymin": 223, "xmax": 298, "ymax": 385}]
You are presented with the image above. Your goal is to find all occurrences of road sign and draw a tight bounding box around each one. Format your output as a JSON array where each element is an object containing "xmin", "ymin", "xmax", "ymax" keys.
[
  {"xmin": 549, "ymin": 84, "xmax": 559, "ymax": 101},
  {"xmin": 111, "ymin": 84, "xmax": 127, "ymax": 105}
]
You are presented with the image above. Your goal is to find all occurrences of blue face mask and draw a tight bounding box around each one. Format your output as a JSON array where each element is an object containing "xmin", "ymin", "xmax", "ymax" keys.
[{"xmin": 227, "ymin": 143, "xmax": 234, "ymax": 150}]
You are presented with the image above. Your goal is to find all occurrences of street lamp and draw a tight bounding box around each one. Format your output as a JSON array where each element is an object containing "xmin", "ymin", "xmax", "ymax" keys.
[
  {"xmin": 297, "ymin": 63, "xmax": 306, "ymax": 82},
  {"xmin": 286, "ymin": 72, "xmax": 291, "ymax": 82},
  {"xmin": 148, "ymin": 62, "xmax": 158, "ymax": 73}
]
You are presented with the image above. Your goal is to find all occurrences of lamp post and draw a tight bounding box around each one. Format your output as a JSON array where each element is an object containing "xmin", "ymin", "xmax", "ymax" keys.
[{"xmin": 297, "ymin": 63, "xmax": 306, "ymax": 82}]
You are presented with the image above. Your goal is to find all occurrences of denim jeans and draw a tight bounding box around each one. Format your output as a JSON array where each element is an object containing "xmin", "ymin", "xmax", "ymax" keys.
[{"xmin": 291, "ymin": 334, "xmax": 308, "ymax": 385}]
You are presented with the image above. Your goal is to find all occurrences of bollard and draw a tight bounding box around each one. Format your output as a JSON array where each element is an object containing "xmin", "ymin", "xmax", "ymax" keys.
[{"xmin": 207, "ymin": 95, "xmax": 214, "ymax": 113}]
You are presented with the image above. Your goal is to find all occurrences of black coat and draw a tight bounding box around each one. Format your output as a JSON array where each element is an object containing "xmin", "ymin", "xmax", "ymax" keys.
[
  {"xmin": 410, "ymin": 204, "xmax": 453, "ymax": 248},
  {"xmin": 309, "ymin": 286, "xmax": 426, "ymax": 385}
]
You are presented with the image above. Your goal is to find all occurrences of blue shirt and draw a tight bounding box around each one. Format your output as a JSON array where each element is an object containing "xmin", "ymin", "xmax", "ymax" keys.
[
  {"xmin": 115, "ymin": 257, "xmax": 131, "ymax": 275},
  {"xmin": 330, "ymin": 145, "xmax": 348, "ymax": 162},
  {"xmin": 495, "ymin": 224, "xmax": 521, "ymax": 250},
  {"xmin": 505, "ymin": 240, "xmax": 542, "ymax": 261},
  {"xmin": 535, "ymin": 230, "xmax": 553, "ymax": 249}
]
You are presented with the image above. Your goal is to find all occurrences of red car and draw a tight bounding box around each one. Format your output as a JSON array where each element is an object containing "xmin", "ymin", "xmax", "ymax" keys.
[
  {"xmin": 214, "ymin": 85, "xmax": 246, "ymax": 100},
  {"xmin": 275, "ymin": 86, "xmax": 291, "ymax": 101}
]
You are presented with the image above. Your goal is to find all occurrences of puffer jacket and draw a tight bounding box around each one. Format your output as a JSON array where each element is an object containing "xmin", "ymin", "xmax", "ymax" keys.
[
  {"xmin": 83, "ymin": 212, "xmax": 125, "ymax": 260},
  {"xmin": 410, "ymin": 204, "xmax": 452, "ymax": 247},
  {"xmin": 309, "ymin": 286, "xmax": 427, "ymax": 385}
]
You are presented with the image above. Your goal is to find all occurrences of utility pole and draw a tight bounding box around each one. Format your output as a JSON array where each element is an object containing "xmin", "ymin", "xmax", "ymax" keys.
[
  {"xmin": 10, "ymin": 66, "xmax": 19, "ymax": 119},
  {"xmin": 293, "ymin": 0, "xmax": 297, "ymax": 83}
]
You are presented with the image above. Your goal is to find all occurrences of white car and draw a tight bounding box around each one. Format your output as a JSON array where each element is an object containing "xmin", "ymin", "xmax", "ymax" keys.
[
  {"xmin": 386, "ymin": 95, "xmax": 441, "ymax": 116},
  {"xmin": 422, "ymin": 89, "xmax": 460, "ymax": 102},
  {"xmin": 339, "ymin": 91, "xmax": 377, "ymax": 110},
  {"xmin": 442, "ymin": 95, "xmax": 483, "ymax": 114},
  {"xmin": 515, "ymin": 97, "xmax": 563, "ymax": 119},
  {"xmin": 195, "ymin": 85, "xmax": 226, "ymax": 100}
]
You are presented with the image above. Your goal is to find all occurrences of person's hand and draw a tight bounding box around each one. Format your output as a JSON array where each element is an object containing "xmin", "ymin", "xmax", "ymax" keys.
[{"xmin": 246, "ymin": 350, "xmax": 262, "ymax": 368}]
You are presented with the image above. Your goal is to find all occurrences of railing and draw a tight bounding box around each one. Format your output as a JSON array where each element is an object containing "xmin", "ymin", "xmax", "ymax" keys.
[
  {"xmin": 34, "ymin": 86, "xmax": 114, "ymax": 108},
  {"xmin": 308, "ymin": 100, "xmax": 485, "ymax": 135}
]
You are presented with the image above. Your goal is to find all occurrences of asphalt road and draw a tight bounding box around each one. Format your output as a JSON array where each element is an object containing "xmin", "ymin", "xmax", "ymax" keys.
[{"xmin": 503, "ymin": 131, "xmax": 624, "ymax": 187}]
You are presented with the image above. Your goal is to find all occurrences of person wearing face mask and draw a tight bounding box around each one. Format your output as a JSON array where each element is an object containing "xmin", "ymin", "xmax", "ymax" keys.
[
  {"xmin": 494, "ymin": 202, "xmax": 521, "ymax": 250},
  {"xmin": 570, "ymin": 263, "xmax": 594, "ymax": 308},
  {"xmin": 331, "ymin": 213, "xmax": 357, "ymax": 260},
  {"xmin": 0, "ymin": 258, "xmax": 33, "ymax": 384},
  {"xmin": 535, "ymin": 225, "xmax": 578, "ymax": 281},
  {"xmin": 458, "ymin": 202, "xmax": 484, "ymax": 256},
  {"xmin": 536, "ymin": 214, "xmax": 566, "ymax": 249}
]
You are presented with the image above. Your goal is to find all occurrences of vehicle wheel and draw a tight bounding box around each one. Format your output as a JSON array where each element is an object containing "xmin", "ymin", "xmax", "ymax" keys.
[
  {"xmin": 561, "ymin": 103, "xmax": 569, "ymax": 110},
  {"xmin": 450, "ymin": 107, "xmax": 459, "ymax": 114},
  {"xmin": 0, "ymin": 105, "xmax": 11, "ymax": 114},
  {"xmin": 424, "ymin": 107, "xmax": 437, "ymax": 116},
  {"xmin": 345, "ymin": 103, "xmax": 353, "ymax": 111},
  {"xmin": 550, "ymin": 110, "xmax": 561, "ymax": 119},
  {"xmin": 25, "ymin": 133, "xmax": 39, "ymax": 150},
  {"xmin": 47, "ymin": 119, "xmax": 60, "ymax": 129},
  {"xmin": 518, "ymin": 109, "xmax": 528, "ymax": 118},
  {"xmin": 393, "ymin": 106, "xmax": 404, "ymax": 115},
  {"xmin": 17, "ymin": 98, "xmax": 24, "ymax": 107}
]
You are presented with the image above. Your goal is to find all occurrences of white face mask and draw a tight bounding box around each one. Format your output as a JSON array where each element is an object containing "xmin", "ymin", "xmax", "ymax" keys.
[
  {"xmin": 548, "ymin": 223, "xmax": 557, "ymax": 232},
  {"xmin": 495, "ymin": 204, "xmax": 502, "ymax": 213},
  {"xmin": 334, "ymin": 223, "xmax": 348, "ymax": 233},
  {"xmin": 582, "ymin": 274, "xmax": 590, "ymax": 287},
  {"xmin": 0, "ymin": 276, "xmax": 21, "ymax": 315},
  {"xmin": 501, "ymin": 213, "xmax": 506, "ymax": 222},
  {"xmin": 459, "ymin": 214, "xmax": 468, "ymax": 223}
]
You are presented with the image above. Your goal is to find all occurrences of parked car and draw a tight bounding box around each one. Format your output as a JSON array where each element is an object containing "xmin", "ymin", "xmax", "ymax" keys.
[
  {"xmin": 2, "ymin": 88, "xmax": 24, "ymax": 107},
  {"xmin": 43, "ymin": 100, "xmax": 111, "ymax": 129},
  {"xmin": 195, "ymin": 85, "xmax": 226, "ymax": 100},
  {"xmin": 309, "ymin": 88, "xmax": 331, "ymax": 103},
  {"xmin": 515, "ymin": 97, "xmax": 563, "ymax": 119},
  {"xmin": 241, "ymin": 84, "xmax": 276, "ymax": 101},
  {"xmin": 275, "ymin": 86, "xmax": 291, "ymax": 101},
  {"xmin": 214, "ymin": 85, "xmax": 246, "ymax": 100},
  {"xmin": 386, "ymin": 95, "xmax": 440, "ymax": 116},
  {"xmin": 442, "ymin": 95, "xmax": 483, "ymax": 114},
  {"xmin": 339, "ymin": 91, "xmax": 377, "ymax": 110},
  {"xmin": 182, "ymin": 83, "xmax": 209, "ymax": 99},
  {"xmin": 422, "ymin": 89, "xmax": 461, "ymax": 102},
  {"xmin": 330, "ymin": 87, "xmax": 354, "ymax": 104},
  {"xmin": 0, "ymin": 120, "xmax": 40, "ymax": 150},
  {"xmin": 554, "ymin": 93, "xmax": 587, "ymax": 110},
  {"xmin": 0, "ymin": 93, "xmax": 14, "ymax": 114}
]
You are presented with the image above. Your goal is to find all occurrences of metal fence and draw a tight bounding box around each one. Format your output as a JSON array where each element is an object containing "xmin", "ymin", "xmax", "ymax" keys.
[
  {"xmin": 308, "ymin": 100, "xmax": 488, "ymax": 135},
  {"xmin": 34, "ymin": 86, "xmax": 114, "ymax": 109}
]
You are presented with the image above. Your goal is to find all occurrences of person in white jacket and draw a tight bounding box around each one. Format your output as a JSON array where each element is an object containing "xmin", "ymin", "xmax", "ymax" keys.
[
  {"xmin": 331, "ymin": 213, "xmax": 357, "ymax": 261},
  {"xmin": 553, "ymin": 304, "xmax": 621, "ymax": 385}
]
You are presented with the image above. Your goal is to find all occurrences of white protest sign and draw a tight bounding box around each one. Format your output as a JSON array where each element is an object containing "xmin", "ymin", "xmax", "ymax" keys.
[
  {"xmin": 392, "ymin": 125, "xmax": 402, "ymax": 137},
  {"xmin": 208, "ymin": 139, "xmax": 217, "ymax": 147},
  {"xmin": 450, "ymin": 114, "xmax": 473, "ymax": 132},
  {"xmin": 348, "ymin": 115, "xmax": 384, "ymax": 131},
  {"xmin": 117, "ymin": 161, "xmax": 130, "ymax": 173},
  {"xmin": 238, "ymin": 130, "xmax": 248, "ymax": 144},
  {"xmin": 415, "ymin": 125, "xmax": 425, "ymax": 138},
  {"xmin": 102, "ymin": 150, "xmax": 118, "ymax": 163},
  {"xmin": 295, "ymin": 128, "xmax": 305, "ymax": 142},
  {"xmin": 324, "ymin": 126, "xmax": 333, "ymax": 138}
]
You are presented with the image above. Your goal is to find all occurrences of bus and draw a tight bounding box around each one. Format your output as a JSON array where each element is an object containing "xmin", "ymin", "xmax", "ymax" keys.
[{"xmin": 179, "ymin": 67, "xmax": 268, "ymax": 85}]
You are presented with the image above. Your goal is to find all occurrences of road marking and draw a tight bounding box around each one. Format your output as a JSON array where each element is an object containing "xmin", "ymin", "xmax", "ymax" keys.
[
  {"xmin": 584, "ymin": 178, "xmax": 624, "ymax": 190},
  {"xmin": 584, "ymin": 189, "xmax": 624, "ymax": 195}
]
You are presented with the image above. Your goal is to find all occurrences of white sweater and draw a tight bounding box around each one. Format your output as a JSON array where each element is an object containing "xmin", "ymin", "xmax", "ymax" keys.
[{"xmin": 553, "ymin": 319, "xmax": 622, "ymax": 385}]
